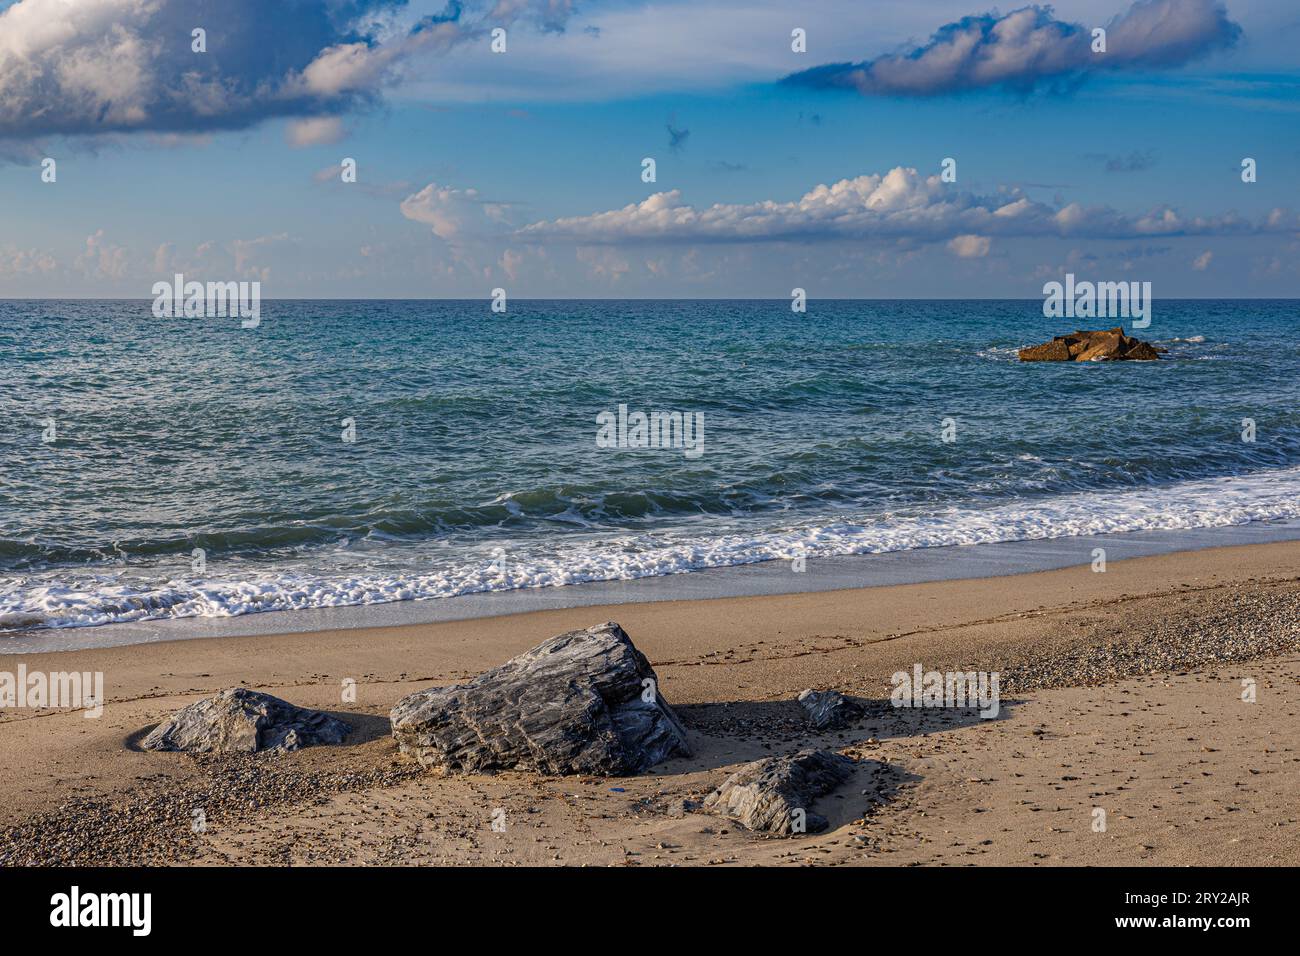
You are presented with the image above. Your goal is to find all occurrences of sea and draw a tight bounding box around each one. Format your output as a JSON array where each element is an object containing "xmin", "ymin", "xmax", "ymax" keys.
[{"xmin": 3, "ymin": 298, "xmax": 1299, "ymax": 644}]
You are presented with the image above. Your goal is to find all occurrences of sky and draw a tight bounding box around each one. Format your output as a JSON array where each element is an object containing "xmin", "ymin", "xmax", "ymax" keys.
[{"xmin": 1, "ymin": 0, "xmax": 1298, "ymax": 298}]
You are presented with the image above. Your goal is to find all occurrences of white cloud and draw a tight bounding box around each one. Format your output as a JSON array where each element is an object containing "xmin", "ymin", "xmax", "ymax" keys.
[
  {"xmin": 516, "ymin": 167, "xmax": 1297, "ymax": 246},
  {"xmin": 292, "ymin": 21, "xmax": 467, "ymax": 98},
  {"xmin": 74, "ymin": 229, "xmax": 128, "ymax": 279},
  {"xmin": 151, "ymin": 242, "xmax": 172, "ymax": 273},
  {"xmin": 948, "ymin": 234, "xmax": 991, "ymax": 258},
  {"xmin": 1192, "ymin": 250, "xmax": 1213, "ymax": 270},
  {"xmin": 0, "ymin": 0, "xmax": 577, "ymax": 139},
  {"xmin": 499, "ymin": 248, "xmax": 524, "ymax": 281},
  {"xmin": 286, "ymin": 116, "xmax": 345, "ymax": 147},
  {"xmin": 392, "ymin": 0, "xmax": 993, "ymax": 102},
  {"xmin": 785, "ymin": 0, "xmax": 1241, "ymax": 97},
  {"xmin": 399, "ymin": 183, "xmax": 510, "ymax": 242},
  {"xmin": 0, "ymin": 244, "xmax": 57, "ymax": 277},
  {"xmin": 576, "ymin": 245, "xmax": 630, "ymax": 281}
]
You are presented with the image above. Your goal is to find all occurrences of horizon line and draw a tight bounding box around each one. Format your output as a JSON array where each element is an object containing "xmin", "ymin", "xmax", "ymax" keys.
[{"xmin": 3, "ymin": 296, "xmax": 1297, "ymax": 303}]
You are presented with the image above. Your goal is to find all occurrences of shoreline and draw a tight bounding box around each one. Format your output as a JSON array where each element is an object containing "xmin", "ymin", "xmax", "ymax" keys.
[
  {"xmin": 8, "ymin": 518, "xmax": 1300, "ymax": 654},
  {"xmin": 2, "ymin": 538, "xmax": 1297, "ymax": 865}
]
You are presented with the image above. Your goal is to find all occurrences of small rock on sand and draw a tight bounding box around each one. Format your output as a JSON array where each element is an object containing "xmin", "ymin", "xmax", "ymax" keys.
[
  {"xmin": 797, "ymin": 688, "xmax": 862, "ymax": 730},
  {"xmin": 142, "ymin": 687, "xmax": 351, "ymax": 754},
  {"xmin": 703, "ymin": 749, "xmax": 856, "ymax": 836}
]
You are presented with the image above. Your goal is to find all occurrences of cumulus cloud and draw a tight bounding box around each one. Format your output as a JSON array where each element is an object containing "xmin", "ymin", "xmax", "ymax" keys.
[
  {"xmin": 74, "ymin": 229, "xmax": 129, "ymax": 279},
  {"xmin": 399, "ymin": 183, "xmax": 511, "ymax": 242},
  {"xmin": 286, "ymin": 116, "xmax": 346, "ymax": 147},
  {"xmin": 139, "ymin": 233, "xmax": 292, "ymax": 283},
  {"xmin": 0, "ymin": 0, "xmax": 574, "ymax": 140},
  {"xmin": 783, "ymin": 0, "xmax": 1241, "ymax": 97},
  {"xmin": 515, "ymin": 166, "xmax": 1298, "ymax": 245},
  {"xmin": 0, "ymin": 244, "xmax": 57, "ymax": 277},
  {"xmin": 499, "ymin": 247, "xmax": 524, "ymax": 280}
]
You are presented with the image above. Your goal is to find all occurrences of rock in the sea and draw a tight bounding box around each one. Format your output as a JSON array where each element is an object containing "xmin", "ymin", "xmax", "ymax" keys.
[
  {"xmin": 389, "ymin": 621, "xmax": 691, "ymax": 775},
  {"xmin": 142, "ymin": 687, "xmax": 351, "ymax": 753},
  {"xmin": 1018, "ymin": 327, "xmax": 1167, "ymax": 362},
  {"xmin": 797, "ymin": 688, "xmax": 862, "ymax": 730},
  {"xmin": 1121, "ymin": 340, "xmax": 1163, "ymax": 361},
  {"xmin": 703, "ymin": 749, "xmax": 856, "ymax": 835}
]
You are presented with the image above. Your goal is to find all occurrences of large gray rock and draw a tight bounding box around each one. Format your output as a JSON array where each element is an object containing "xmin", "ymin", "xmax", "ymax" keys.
[
  {"xmin": 798, "ymin": 688, "xmax": 862, "ymax": 730},
  {"xmin": 703, "ymin": 749, "xmax": 855, "ymax": 835},
  {"xmin": 390, "ymin": 621, "xmax": 691, "ymax": 775},
  {"xmin": 142, "ymin": 687, "xmax": 351, "ymax": 753}
]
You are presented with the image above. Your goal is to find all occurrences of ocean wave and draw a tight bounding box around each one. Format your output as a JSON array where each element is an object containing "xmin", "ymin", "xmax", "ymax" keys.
[
  {"xmin": 974, "ymin": 345, "xmax": 1023, "ymax": 361},
  {"xmin": 6, "ymin": 465, "xmax": 1300, "ymax": 632}
]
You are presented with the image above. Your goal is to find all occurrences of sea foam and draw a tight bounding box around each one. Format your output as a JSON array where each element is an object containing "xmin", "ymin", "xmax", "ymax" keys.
[{"xmin": 5, "ymin": 465, "xmax": 1300, "ymax": 631}]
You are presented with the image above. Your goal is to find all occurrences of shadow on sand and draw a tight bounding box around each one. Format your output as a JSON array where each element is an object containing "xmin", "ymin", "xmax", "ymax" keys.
[{"xmin": 663, "ymin": 693, "xmax": 1020, "ymax": 775}]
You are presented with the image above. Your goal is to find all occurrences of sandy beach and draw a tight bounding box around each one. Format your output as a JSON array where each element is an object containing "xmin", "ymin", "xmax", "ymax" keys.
[{"xmin": 2, "ymin": 539, "xmax": 1298, "ymax": 867}]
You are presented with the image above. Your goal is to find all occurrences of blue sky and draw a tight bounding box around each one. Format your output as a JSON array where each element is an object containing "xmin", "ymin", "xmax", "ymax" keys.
[{"xmin": 1, "ymin": 0, "xmax": 1298, "ymax": 297}]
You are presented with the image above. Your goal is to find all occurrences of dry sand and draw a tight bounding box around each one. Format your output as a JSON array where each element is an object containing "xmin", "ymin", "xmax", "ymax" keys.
[{"xmin": 2, "ymin": 540, "xmax": 1298, "ymax": 866}]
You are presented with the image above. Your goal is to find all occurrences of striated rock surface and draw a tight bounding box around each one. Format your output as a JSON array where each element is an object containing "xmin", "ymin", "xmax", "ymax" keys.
[
  {"xmin": 797, "ymin": 688, "xmax": 862, "ymax": 730},
  {"xmin": 1018, "ymin": 327, "xmax": 1167, "ymax": 362},
  {"xmin": 703, "ymin": 749, "xmax": 856, "ymax": 835},
  {"xmin": 389, "ymin": 621, "xmax": 691, "ymax": 775},
  {"xmin": 142, "ymin": 687, "xmax": 351, "ymax": 753}
]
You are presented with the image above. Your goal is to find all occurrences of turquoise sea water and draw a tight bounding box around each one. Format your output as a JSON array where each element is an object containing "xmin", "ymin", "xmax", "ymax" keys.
[{"xmin": 2, "ymin": 298, "xmax": 1298, "ymax": 631}]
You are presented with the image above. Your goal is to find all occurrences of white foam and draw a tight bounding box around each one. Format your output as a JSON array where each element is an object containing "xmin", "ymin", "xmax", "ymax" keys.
[{"xmin": 6, "ymin": 465, "xmax": 1300, "ymax": 631}]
